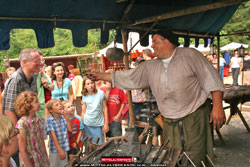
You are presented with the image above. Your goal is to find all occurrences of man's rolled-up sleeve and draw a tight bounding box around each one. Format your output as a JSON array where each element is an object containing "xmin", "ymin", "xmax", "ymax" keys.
[{"xmin": 111, "ymin": 62, "xmax": 149, "ymax": 90}]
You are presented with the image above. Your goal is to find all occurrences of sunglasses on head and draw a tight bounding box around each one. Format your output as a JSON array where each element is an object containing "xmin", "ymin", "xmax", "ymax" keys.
[{"xmin": 53, "ymin": 62, "xmax": 64, "ymax": 67}]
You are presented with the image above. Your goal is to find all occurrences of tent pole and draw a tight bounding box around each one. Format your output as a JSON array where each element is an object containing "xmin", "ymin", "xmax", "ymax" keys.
[
  {"xmin": 242, "ymin": 60, "xmax": 244, "ymax": 85},
  {"xmin": 121, "ymin": 29, "xmax": 135, "ymax": 127},
  {"xmin": 217, "ymin": 35, "xmax": 220, "ymax": 72}
]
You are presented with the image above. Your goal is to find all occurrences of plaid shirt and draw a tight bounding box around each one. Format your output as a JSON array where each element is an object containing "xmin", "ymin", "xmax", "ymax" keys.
[
  {"xmin": 46, "ymin": 115, "xmax": 70, "ymax": 153},
  {"xmin": 2, "ymin": 68, "xmax": 37, "ymax": 116}
]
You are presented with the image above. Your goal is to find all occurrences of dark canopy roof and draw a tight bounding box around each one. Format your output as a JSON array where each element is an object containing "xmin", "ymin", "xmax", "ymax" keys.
[{"xmin": 0, "ymin": 0, "xmax": 245, "ymax": 50}]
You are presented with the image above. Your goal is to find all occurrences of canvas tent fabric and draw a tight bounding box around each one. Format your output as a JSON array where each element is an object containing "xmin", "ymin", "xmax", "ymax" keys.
[
  {"xmin": 98, "ymin": 32, "xmax": 152, "ymax": 56},
  {"xmin": 220, "ymin": 42, "xmax": 249, "ymax": 51},
  {"xmin": 180, "ymin": 44, "xmax": 211, "ymax": 53},
  {"xmin": 0, "ymin": 0, "xmax": 240, "ymax": 50}
]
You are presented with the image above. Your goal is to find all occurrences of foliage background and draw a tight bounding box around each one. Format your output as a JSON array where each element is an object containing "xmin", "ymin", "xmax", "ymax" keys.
[{"xmin": 0, "ymin": 1, "xmax": 249, "ymax": 72}]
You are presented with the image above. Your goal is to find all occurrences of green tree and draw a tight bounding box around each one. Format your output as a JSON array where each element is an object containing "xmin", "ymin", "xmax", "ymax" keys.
[{"xmin": 220, "ymin": 1, "xmax": 250, "ymax": 49}]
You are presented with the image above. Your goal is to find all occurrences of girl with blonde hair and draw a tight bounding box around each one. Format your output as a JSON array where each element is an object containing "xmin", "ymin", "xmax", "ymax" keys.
[
  {"xmin": 15, "ymin": 91, "xmax": 49, "ymax": 167},
  {"xmin": 0, "ymin": 114, "xmax": 19, "ymax": 167}
]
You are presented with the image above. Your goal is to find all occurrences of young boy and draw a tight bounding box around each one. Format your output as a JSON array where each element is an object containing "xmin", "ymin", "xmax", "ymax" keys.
[
  {"xmin": 46, "ymin": 99, "xmax": 72, "ymax": 167},
  {"xmin": 101, "ymin": 81, "xmax": 127, "ymax": 137},
  {"xmin": 62, "ymin": 100, "xmax": 84, "ymax": 159}
]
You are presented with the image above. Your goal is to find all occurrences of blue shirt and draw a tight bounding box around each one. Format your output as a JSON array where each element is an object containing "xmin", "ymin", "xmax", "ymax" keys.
[
  {"xmin": 82, "ymin": 90, "xmax": 105, "ymax": 126},
  {"xmin": 52, "ymin": 78, "xmax": 72, "ymax": 100},
  {"xmin": 46, "ymin": 115, "xmax": 70, "ymax": 153}
]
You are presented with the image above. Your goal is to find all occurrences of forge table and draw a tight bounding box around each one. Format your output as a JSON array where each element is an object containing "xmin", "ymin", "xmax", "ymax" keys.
[{"xmin": 223, "ymin": 85, "xmax": 250, "ymax": 132}]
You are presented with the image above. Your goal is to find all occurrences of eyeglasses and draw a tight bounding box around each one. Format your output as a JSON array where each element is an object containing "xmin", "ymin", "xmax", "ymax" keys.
[{"xmin": 9, "ymin": 128, "xmax": 20, "ymax": 139}]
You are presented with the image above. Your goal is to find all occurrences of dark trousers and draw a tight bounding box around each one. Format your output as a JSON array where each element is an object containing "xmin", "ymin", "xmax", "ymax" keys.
[
  {"xmin": 232, "ymin": 68, "xmax": 240, "ymax": 86},
  {"xmin": 67, "ymin": 148, "xmax": 78, "ymax": 160},
  {"xmin": 107, "ymin": 121, "xmax": 122, "ymax": 137},
  {"xmin": 162, "ymin": 100, "xmax": 213, "ymax": 167}
]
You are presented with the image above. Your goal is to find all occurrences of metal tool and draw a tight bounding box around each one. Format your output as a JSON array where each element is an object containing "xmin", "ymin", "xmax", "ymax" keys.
[
  {"xmin": 152, "ymin": 126, "xmax": 158, "ymax": 146},
  {"xmin": 79, "ymin": 139, "xmax": 115, "ymax": 164},
  {"xmin": 166, "ymin": 147, "xmax": 174, "ymax": 165},
  {"xmin": 183, "ymin": 152, "xmax": 196, "ymax": 167},
  {"xmin": 177, "ymin": 153, "xmax": 187, "ymax": 167},
  {"xmin": 74, "ymin": 138, "xmax": 80, "ymax": 153},
  {"xmin": 138, "ymin": 126, "xmax": 150, "ymax": 144},
  {"xmin": 156, "ymin": 149, "xmax": 168, "ymax": 163},
  {"xmin": 206, "ymin": 154, "xmax": 215, "ymax": 167},
  {"xmin": 141, "ymin": 132, "xmax": 153, "ymax": 163},
  {"xmin": 83, "ymin": 136, "xmax": 88, "ymax": 154},
  {"xmin": 88, "ymin": 136, "xmax": 93, "ymax": 153},
  {"xmin": 92, "ymin": 137, "xmax": 100, "ymax": 151},
  {"xmin": 201, "ymin": 161, "xmax": 206, "ymax": 167},
  {"xmin": 146, "ymin": 132, "xmax": 153, "ymax": 153},
  {"xmin": 152, "ymin": 138, "xmax": 169, "ymax": 163},
  {"xmin": 108, "ymin": 135, "xmax": 125, "ymax": 141}
]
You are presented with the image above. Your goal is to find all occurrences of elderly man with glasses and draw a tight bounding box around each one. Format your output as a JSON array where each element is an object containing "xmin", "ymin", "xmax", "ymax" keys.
[{"xmin": 2, "ymin": 48, "xmax": 44, "ymax": 166}]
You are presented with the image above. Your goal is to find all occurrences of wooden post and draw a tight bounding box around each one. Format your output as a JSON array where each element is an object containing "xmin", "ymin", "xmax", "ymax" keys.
[
  {"xmin": 121, "ymin": 29, "xmax": 135, "ymax": 127},
  {"xmin": 217, "ymin": 35, "xmax": 220, "ymax": 72}
]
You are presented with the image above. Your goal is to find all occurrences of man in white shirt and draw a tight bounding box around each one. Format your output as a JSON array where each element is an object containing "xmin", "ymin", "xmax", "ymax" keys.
[{"xmin": 87, "ymin": 30, "xmax": 225, "ymax": 166}]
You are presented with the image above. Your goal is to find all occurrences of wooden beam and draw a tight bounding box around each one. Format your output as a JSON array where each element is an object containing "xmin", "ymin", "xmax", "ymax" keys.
[
  {"xmin": 220, "ymin": 31, "xmax": 250, "ymax": 36},
  {"xmin": 131, "ymin": 0, "xmax": 248, "ymax": 26},
  {"xmin": 126, "ymin": 25, "xmax": 216, "ymax": 38},
  {"xmin": 120, "ymin": 0, "xmax": 135, "ymax": 23},
  {"xmin": 0, "ymin": 16, "xmax": 120, "ymax": 24},
  {"xmin": 115, "ymin": 0, "xmax": 128, "ymax": 3}
]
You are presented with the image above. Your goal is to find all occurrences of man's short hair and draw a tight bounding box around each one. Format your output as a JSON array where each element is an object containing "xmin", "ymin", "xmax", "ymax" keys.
[
  {"xmin": 143, "ymin": 49, "xmax": 152, "ymax": 57},
  {"xmin": 19, "ymin": 48, "xmax": 39, "ymax": 66}
]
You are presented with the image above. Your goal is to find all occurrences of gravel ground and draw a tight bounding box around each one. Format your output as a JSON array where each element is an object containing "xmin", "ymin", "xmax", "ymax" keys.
[
  {"xmin": 214, "ymin": 111, "xmax": 250, "ymax": 167},
  {"xmin": 214, "ymin": 74, "xmax": 250, "ymax": 166}
]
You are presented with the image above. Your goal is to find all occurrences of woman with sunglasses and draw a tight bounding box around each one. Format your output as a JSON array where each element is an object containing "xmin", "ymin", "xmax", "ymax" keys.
[
  {"xmin": 52, "ymin": 62, "xmax": 74, "ymax": 103},
  {"xmin": 0, "ymin": 115, "xmax": 19, "ymax": 167},
  {"xmin": 230, "ymin": 51, "xmax": 242, "ymax": 86}
]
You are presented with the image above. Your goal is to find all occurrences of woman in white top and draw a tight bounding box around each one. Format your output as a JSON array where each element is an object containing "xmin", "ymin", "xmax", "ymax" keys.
[
  {"xmin": 230, "ymin": 51, "xmax": 242, "ymax": 86},
  {"xmin": 71, "ymin": 68, "xmax": 83, "ymax": 116}
]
